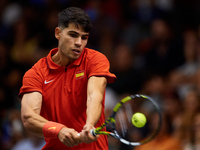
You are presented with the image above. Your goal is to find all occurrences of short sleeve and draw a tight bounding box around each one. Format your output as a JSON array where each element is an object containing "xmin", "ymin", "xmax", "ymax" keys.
[
  {"xmin": 87, "ymin": 52, "xmax": 116, "ymax": 83},
  {"xmin": 19, "ymin": 66, "xmax": 44, "ymax": 98}
]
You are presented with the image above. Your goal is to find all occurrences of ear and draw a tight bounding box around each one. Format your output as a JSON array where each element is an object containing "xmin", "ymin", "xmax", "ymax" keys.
[{"xmin": 55, "ymin": 27, "xmax": 61, "ymax": 40}]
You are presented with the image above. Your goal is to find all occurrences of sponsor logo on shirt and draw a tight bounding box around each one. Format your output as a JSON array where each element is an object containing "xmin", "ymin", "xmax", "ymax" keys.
[{"xmin": 44, "ymin": 79, "xmax": 54, "ymax": 84}]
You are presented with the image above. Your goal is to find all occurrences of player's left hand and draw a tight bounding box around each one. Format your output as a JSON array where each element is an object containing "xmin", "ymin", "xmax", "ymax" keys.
[{"xmin": 79, "ymin": 124, "xmax": 99, "ymax": 143}]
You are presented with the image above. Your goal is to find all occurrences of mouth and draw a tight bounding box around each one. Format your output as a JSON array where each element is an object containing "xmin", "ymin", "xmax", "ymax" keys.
[{"xmin": 72, "ymin": 49, "xmax": 80, "ymax": 55}]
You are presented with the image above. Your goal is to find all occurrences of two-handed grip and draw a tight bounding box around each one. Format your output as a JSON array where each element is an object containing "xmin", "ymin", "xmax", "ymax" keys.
[{"xmin": 78, "ymin": 130, "xmax": 96, "ymax": 137}]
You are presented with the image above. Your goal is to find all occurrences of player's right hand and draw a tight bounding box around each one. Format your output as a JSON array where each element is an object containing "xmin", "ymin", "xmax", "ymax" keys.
[
  {"xmin": 58, "ymin": 127, "xmax": 81, "ymax": 147},
  {"xmin": 79, "ymin": 124, "xmax": 99, "ymax": 144}
]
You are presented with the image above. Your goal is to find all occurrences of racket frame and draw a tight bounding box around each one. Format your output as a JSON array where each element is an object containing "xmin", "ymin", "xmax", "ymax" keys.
[{"xmin": 90, "ymin": 94, "xmax": 162, "ymax": 146}]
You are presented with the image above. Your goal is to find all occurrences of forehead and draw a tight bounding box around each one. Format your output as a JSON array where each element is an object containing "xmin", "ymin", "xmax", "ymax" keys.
[{"xmin": 63, "ymin": 23, "xmax": 89, "ymax": 35}]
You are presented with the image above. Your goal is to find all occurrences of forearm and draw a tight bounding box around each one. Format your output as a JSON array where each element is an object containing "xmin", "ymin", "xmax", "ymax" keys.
[
  {"xmin": 21, "ymin": 93, "xmax": 81, "ymax": 146},
  {"xmin": 21, "ymin": 92, "xmax": 48, "ymax": 137},
  {"xmin": 21, "ymin": 102, "xmax": 48, "ymax": 137},
  {"xmin": 86, "ymin": 76, "xmax": 107, "ymax": 126},
  {"xmin": 86, "ymin": 92, "xmax": 103, "ymax": 126},
  {"xmin": 22, "ymin": 111, "xmax": 48, "ymax": 137},
  {"xmin": 76, "ymin": 76, "xmax": 107, "ymax": 143},
  {"xmin": 22, "ymin": 107, "xmax": 81, "ymax": 146}
]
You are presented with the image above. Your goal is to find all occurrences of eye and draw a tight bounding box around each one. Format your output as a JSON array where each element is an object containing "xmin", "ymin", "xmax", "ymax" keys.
[
  {"xmin": 82, "ymin": 36, "xmax": 88, "ymax": 40},
  {"xmin": 69, "ymin": 33, "xmax": 78, "ymax": 38}
]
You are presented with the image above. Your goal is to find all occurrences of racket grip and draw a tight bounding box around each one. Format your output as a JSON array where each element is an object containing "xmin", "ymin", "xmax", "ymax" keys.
[{"xmin": 90, "ymin": 129, "xmax": 96, "ymax": 136}]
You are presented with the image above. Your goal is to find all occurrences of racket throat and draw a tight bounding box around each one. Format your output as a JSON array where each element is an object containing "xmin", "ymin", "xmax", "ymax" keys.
[{"xmin": 110, "ymin": 130, "xmax": 120, "ymax": 139}]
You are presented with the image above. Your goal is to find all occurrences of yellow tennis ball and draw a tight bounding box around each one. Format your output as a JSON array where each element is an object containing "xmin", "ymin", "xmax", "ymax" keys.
[{"xmin": 132, "ymin": 112, "xmax": 147, "ymax": 128}]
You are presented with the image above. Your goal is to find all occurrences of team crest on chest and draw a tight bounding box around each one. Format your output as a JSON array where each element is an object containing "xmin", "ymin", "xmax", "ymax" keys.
[{"xmin": 75, "ymin": 71, "xmax": 85, "ymax": 79}]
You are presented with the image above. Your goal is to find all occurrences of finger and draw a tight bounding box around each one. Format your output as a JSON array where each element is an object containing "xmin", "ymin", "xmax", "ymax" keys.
[
  {"xmin": 84, "ymin": 133, "xmax": 97, "ymax": 143},
  {"xmin": 79, "ymin": 131, "xmax": 90, "ymax": 143},
  {"xmin": 68, "ymin": 138, "xmax": 80, "ymax": 147},
  {"xmin": 64, "ymin": 133, "xmax": 80, "ymax": 147},
  {"xmin": 75, "ymin": 133, "xmax": 82, "ymax": 143},
  {"xmin": 80, "ymin": 128, "xmax": 98, "ymax": 143},
  {"xmin": 89, "ymin": 133, "xmax": 98, "ymax": 141},
  {"xmin": 63, "ymin": 137, "xmax": 74, "ymax": 147}
]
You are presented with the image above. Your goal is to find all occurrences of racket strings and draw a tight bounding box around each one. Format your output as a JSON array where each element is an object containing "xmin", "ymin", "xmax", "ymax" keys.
[{"xmin": 114, "ymin": 96, "xmax": 161, "ymax": 144}]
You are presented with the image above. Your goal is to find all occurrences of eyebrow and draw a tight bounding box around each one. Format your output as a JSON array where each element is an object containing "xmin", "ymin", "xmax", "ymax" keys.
[{"xmin": 68, "ymin": 30, "xmax": 89, "ymax": 37}]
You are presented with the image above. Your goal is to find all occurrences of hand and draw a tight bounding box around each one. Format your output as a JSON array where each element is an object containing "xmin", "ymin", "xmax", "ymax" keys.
[
  {"xmin": 79, "ymin": 124, "xmax": 99, "ymax": 143},
  {"xmin": 58, "ymin": 127, "xmax": 81, "ymax": 147}
]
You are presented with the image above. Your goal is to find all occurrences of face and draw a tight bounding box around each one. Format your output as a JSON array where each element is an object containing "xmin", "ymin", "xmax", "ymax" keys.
[{"xmin": 55, "ymin": 23, "xmax": 89, "ymax": 62}]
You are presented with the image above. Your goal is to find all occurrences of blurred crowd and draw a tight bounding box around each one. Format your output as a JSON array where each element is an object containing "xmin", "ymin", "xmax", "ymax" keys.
[{"xmin": 0, "ymin": 0, "xmax": 200, "ymax": 150}]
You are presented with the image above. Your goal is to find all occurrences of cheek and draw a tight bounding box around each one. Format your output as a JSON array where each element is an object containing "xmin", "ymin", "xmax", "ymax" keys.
[
  {"xmin": 60, "ymin": 37, "xmax": 73, "ymax": 47},
  {"xmin": 82, "ymin": 41, "xmax": 88, "ymax": 47}
]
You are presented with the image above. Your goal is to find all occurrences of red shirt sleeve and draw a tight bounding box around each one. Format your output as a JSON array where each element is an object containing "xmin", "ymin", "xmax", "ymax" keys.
[
  {"xmin": 19, "ymin": 66, "xmax": 44, "ymax": 98},
  {"xmin": 87, "ymin": 51, "xmax": 116, "ymax": 83}
]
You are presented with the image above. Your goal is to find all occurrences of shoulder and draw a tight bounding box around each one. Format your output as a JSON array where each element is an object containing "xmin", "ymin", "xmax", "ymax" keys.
[
  {"xmin": 85, "ymin": 48, "xmax": 106, "ymax": 57},
  {"xmin": 34, "ymin": 57, "xmax": 47, "ymax": 69},
  {"xmin": 83, "ymin": 48, "xmax": 116, "ymax": 83},
  {"xmin": 84, "ymin": 48, "xmax": 109, "ymax": 63},
  {"xmin": 24, "ymin": 57, "xmax": 47, "ymax": 78}
]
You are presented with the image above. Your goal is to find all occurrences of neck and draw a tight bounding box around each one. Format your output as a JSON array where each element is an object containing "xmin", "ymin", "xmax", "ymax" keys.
[{"xmin": 52, "ymin": 51, "xmax": 70, "ymax": 67}]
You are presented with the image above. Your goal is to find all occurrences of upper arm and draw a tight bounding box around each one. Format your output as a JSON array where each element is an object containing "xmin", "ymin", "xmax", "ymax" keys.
[
  {"xmin": 21, "ymin": 92, "xmax": 42, "ymax": 123},
  {"xmin": 19, "ymin": 66, "xmax": 44, "ymax": 99},
  {"xmin": 87, "ymin": 76, "xmax": 107, "ymax": 104}
]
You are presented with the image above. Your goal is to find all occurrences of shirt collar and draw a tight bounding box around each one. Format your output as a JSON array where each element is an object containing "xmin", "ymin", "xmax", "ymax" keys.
[{"xmin": 46, "ymin": 48, "xmax": 85, "ymax": 70}]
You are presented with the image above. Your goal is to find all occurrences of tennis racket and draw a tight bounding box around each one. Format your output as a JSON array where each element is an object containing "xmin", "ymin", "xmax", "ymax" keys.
[{"xmin": 90, "ymin": 94, "xmax": 162, "ymax": 146}]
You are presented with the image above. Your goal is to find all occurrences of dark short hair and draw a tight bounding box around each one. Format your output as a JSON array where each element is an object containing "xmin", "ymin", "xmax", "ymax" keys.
[{"xmin": 58, "ymin": 7, "xmax": 92, "ymax": 32}]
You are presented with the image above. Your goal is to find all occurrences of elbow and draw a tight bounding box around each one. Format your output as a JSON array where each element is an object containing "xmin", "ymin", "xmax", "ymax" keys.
[{"xmin": 21, "ymin": 113, "xmax": 32, "ymax": 130}]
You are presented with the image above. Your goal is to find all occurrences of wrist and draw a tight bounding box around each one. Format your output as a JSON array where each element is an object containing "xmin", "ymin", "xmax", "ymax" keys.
[
  {"xmin": 84, "ymin": 123, "xmax": 94, "ymax": 127},
  {"xmin": 43, "ymin": 121, "xmax": 65, "ymax": 138},
  {"xmin": 83, "ymin": 123, "xmax": 95, "ymax": 131}
]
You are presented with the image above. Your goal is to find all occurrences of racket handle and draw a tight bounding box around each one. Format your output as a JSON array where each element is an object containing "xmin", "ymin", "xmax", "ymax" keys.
[{"xmin": 90, "ymin": 129, "xmax": 96, "ymax": 136}]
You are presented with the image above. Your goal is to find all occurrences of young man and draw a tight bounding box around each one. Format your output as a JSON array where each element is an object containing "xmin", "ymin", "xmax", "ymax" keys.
[{"xmin": 19, "ymin": 7, "xmax": 116, "ymax": 150}]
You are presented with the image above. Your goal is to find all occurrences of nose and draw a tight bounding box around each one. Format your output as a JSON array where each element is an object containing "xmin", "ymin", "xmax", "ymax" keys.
[{"xmin": 75, "ymin": 37, "xmax": 82, "ymax": 47}]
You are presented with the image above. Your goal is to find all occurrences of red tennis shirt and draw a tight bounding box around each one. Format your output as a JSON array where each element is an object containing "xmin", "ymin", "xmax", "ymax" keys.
[{"xmin": 19, "ymin": 48, "xmax": 116, "ymax": 150}]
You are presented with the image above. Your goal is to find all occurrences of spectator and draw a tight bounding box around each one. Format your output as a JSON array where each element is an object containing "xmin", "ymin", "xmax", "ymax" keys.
[
  {"xmin": 175, "ymin": 88, "xmax": 200, "ymax": 148},
  {"xmin": 11, "ymin": 131, "xmax": 45, "ymax": 150}
]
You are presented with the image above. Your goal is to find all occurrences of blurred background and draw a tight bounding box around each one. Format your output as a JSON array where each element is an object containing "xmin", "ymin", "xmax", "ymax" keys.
[{"xmin": 0, "ymin": 0, "xmax": 200, "ymax": 149}]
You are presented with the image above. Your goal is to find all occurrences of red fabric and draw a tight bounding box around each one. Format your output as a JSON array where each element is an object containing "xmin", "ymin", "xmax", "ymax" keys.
[
  {"xmin": 43, "ymin": 121, "xmax": 65, "ymax": 138},
  {"xmin": 19, "ymin": 48, "xmax": 116, "ymax": 150}
]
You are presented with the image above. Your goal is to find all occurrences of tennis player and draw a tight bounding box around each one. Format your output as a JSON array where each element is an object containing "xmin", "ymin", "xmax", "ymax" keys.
[{"xmin": 19, "ymin": 7, "xmax": 116, "ymax": 150}]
